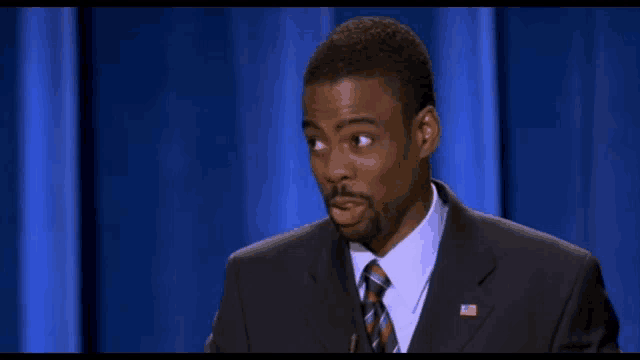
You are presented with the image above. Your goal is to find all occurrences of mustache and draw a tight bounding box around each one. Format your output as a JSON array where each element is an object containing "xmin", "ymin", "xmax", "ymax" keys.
[{"xmin": 323, "ymin": 185, "xmax": 373, "ymax": 207}]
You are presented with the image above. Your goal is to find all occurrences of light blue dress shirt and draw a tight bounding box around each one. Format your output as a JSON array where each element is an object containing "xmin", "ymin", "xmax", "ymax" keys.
[{"xmin": 349, "ymin": 182, "xmax": 449, "ymax": 353}]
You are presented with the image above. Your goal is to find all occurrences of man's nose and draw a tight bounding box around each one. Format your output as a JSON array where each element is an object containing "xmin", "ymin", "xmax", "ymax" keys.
[{"xmin": 325, "ymin": 146, "xmax": 354, "ymax": 184}]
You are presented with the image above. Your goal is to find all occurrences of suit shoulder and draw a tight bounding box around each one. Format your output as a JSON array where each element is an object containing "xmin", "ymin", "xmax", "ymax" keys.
[
  {"xmin": 468, "ymin": 209, "xmax": 591, "ymax": 262},
  {"xmin": 229, "ymin": 217, "xmax": 332, "ymax": 262}
]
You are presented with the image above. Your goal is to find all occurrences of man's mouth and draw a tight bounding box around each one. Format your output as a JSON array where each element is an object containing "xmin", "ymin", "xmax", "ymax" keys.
[{"xmin": 330, "ymin": 196, "xmax": 367, "ymax": 226}]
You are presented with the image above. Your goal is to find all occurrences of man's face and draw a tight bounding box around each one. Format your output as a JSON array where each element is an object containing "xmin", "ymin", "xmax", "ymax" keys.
[{"xmin": 303, "ymin": 76, "xmax": 425, "ymax": 246}]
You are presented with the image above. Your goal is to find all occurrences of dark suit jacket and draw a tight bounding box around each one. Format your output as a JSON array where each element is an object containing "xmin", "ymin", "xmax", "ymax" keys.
[{"xmin": 205, "ymin": 180, "xmax": 620, "ymax": 352}]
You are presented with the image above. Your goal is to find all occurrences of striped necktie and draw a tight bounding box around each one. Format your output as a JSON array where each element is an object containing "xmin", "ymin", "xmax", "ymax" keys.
[{"xmin": 362, "ymin": 260, "xmax": 400, "ymax": 353}]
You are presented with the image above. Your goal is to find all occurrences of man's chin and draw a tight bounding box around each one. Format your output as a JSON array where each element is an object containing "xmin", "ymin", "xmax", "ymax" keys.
[{"xmin": 332, "ymin": 218, "xmax": 375, "ymax": 242}]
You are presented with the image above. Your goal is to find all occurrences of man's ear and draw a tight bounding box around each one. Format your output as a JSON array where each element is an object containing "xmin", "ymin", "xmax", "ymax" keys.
[{"xmin": 414, "ymin": 105, "xmax": 440, "ymax": 160}]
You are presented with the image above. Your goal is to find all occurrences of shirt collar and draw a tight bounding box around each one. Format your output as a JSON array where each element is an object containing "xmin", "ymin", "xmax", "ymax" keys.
[{"xmin": 350, "ymin": 182, "xmax": 448, "ymax": 311}]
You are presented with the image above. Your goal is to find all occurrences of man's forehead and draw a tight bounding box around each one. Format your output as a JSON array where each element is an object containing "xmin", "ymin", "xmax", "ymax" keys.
[
  {"xmin": 306, "ymin": 76, "xmax": 396, "ymax": 92},
  {"xmin": 302, "ymin": 79, "xmax": 406, "ymax": 135},
  {"xmin": 304, "ymin": 77, "xmax": 400, "ymax": 110}
]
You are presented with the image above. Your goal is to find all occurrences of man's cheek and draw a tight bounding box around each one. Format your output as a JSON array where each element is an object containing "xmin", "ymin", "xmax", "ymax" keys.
[{"xmin": 379, "ymin": 171, "xmax": 409, "ymax": 195}]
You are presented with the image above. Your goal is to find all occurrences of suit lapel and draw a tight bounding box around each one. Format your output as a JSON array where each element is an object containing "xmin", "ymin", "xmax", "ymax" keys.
[
  {"xmin": 303, "ymin": 220, "xmax": 372, "ymax": 353},
  {"xmin": 408, "ymin": 180, "xmax": 497, "ymax": 352}
]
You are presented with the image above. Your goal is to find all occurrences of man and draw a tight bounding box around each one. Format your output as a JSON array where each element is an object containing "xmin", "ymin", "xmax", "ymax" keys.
[{"xmin": 205, "ymin": 16, "xmax": 620, "ymax": 352}]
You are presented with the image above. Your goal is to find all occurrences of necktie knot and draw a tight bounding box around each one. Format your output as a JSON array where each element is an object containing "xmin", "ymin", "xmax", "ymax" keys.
[{"xmin": 363, "ymin": 260, "xmax": 391, "ymax": 301}]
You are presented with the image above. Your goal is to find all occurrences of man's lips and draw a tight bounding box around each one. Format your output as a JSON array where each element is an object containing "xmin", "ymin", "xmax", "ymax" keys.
[
  {"xmin": 330, "ymin": 196, "xmax": 366, "ymax": 209},
  {"xmin": 330, "ymin": 196, "xmax": 367, "ymax": 225}
]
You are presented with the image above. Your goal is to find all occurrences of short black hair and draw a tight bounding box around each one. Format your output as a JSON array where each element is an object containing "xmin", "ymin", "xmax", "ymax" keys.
[{"xmin": 303, "ymin": 16, "xmax": 436, "ymax": 134}]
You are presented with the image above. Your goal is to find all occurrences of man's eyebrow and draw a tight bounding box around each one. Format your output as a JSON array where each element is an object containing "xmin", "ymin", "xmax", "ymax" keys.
[
  {"xmin": 302, "ymin": 119, "xmax": 319, "ymax": 131},
  {"xmin": 302, "ymin": 117, "xmax": 379, "ymax": 132}
]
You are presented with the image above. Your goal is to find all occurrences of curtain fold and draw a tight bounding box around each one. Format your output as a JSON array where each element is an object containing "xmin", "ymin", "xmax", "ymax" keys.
[
  {"xmin": 430, "ymin": 7, "xmax": 502, "ymax": 217},
  {"xmin": 0, "ymin": 7, "xmax": 19, "ymax": 353},
  {"xmin": 17, "ymin": 7, "xmax": 81, "ymax": 352}
]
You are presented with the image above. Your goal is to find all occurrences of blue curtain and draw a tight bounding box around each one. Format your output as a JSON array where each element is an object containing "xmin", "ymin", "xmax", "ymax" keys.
[
  {"xmin": 1, "ymin": 7, "xmax": 637, "ymax": 353},
  {"xmin": 502, "ymin": 8, "xmax": 640, "ymax": 350},
  {"xmin": 230, "ymin": 7, "xmax": 333, "ymax": 245},
  {"xmin": 90, "ymin": 8, "xmax": 242, "ymax": 352}
]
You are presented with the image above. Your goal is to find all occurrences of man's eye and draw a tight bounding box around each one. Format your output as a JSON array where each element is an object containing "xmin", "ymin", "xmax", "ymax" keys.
[
  {"xmin": 308, "ymin": 138, "xmax": 327, "ymax": 151},
  {"xmin": 353, "ymin": 135, "xmax": 373, "ymax": 148}
]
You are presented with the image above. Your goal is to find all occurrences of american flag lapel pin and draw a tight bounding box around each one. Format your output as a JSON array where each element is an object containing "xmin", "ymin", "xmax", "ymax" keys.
[{"xmin": 460, "ymin": 304, "xmax": 477, "ymax": 317}]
